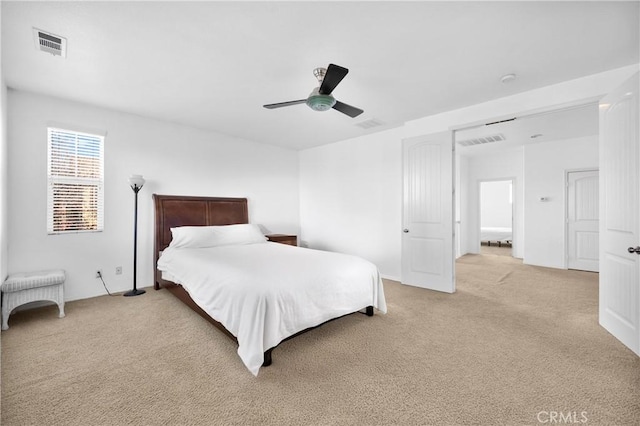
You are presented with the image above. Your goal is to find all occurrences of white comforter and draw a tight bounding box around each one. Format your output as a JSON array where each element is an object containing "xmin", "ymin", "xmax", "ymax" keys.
[
  {"xmin": 157, "ymin": 242, "xmax": 387, "ymax": 376},
  {"xmin": 480, "ymin": 227, "xmax": 512, "ymax": 242}
]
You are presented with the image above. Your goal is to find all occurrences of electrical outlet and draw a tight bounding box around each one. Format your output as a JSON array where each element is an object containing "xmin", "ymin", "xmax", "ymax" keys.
[
  {"xmin": 115, "ymin": 266, "xmax": 122, "ymax": 275},
  {"xmin": 95, "ymin": 270, "xmax": 102, "ymax": 279}
]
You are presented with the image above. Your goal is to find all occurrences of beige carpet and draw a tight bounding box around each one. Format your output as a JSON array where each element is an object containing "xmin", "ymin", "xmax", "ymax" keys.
[
  {"xmin": 2, "ymin": 254, "xmax": 639, "ymax": 425},
  {"xmin": 480, "ymin": 243, "xmax": 512, "ymax": 257}
]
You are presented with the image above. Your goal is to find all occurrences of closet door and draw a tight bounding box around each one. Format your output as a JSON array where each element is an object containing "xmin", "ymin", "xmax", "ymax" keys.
[{"xmin": 567, "ymin": 170, "xmax": 599, "ymax": 272}]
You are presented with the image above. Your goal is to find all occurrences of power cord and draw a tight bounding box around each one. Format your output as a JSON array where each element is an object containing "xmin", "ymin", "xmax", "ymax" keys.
[{"xmin": 97, "ymin": 271, "xmax": 118, "ymax": 296}]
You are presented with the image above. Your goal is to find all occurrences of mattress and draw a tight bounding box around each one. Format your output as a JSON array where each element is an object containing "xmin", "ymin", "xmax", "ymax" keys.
[
  {"xmin": 157, "ymin": 242, "xmax": 387, "ymax": 375},
  {"xmin": 480, "ymin": 227, "xmax": 512, "ymax": 242}
]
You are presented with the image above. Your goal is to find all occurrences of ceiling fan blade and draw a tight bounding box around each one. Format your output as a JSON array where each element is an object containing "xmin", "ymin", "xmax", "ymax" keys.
[
  {"xmin": 332, "ymin": 100, "xmax": 364, "ymax": 118},
  {"xmin": 263, "ymin": 100, "xmax": 307, "ymax": 109},
  {"xmin": 319, "ymin": 64, "xmax": 349, "ymax": 95}
]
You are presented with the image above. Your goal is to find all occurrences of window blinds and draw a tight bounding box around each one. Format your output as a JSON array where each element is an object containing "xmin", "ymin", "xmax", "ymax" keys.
[{"xmin": 47, "ymin": 128, "xmax": 104, "ymax": 234}]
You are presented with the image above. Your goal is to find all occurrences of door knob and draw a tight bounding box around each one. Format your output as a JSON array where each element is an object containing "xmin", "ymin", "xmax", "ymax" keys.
[
  {"xmin": 628, "ymin": 246, "xmax": 640, "ymax": 254},
  {"xmin": 403, "ymin": 229, "xmax": 409, "ymax": 233}
]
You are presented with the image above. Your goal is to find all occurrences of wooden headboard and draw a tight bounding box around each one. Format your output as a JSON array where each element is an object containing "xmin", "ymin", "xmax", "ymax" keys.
[{"xmin": 152, "ymin": 194, "xmax": 248, "ymax": 289}]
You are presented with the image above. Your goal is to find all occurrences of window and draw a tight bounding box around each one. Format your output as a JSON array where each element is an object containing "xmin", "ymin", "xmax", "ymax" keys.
[{"xmin": 47, "ymin": 128, "xmax": 104, "ymax": 234}]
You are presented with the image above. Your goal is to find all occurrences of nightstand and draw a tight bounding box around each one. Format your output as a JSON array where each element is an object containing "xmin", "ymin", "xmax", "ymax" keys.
[{"xmin": 266, "ymin": 234, "xmax": 297, "ymax": 246}]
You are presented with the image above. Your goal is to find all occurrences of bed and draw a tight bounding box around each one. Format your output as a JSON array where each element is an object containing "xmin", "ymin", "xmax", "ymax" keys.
[
  {"xmin": 480, "ymin": 226, "xmax": 512, "ymax": 247},
  {"xmin": 153, "ymin": 194, "xmax": 387, "ymax": 376}
]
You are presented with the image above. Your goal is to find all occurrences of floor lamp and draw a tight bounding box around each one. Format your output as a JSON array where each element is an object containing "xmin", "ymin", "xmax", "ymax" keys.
[{"xmin": 124, "ymin": 174, "xmax": 146, "ymax": 297}]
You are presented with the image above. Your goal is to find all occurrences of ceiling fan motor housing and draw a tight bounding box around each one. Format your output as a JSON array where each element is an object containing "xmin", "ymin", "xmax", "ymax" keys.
[{"xmin": 306, "ymin": 87, "xmax": 336, "ymax": 112}]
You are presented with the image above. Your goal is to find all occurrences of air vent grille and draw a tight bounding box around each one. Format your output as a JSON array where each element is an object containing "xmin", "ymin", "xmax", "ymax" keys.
[
  {"xmin": 355, "ymin": 118, "xmax": 384, "ymax": 129},
  {"xmin": 33, "ymin": 28, "xmax": 67, "ymax": 58},
  {"xmin": 457, "ymin": 133, "xmax": 505, "ymax": 147}
]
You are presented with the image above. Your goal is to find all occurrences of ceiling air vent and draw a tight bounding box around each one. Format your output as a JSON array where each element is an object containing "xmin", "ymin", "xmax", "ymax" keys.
[
  {"xmin": 457, "ymin": 133, "xmax": 505, "ymax": 147},
  {"xmin": 33, "ymin": 28, "xmax": 67, "ymax": 58},
  {"xmin": 355, "ymin": 118, "xmax": 384, "ymax": 129}
]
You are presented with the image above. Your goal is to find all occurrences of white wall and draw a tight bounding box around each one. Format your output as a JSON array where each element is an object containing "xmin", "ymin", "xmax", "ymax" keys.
[
  {"xmin": 455, "ymin": 153, "xmax": 469, "ymax": 258},
  {"xmin": 299, "ymin": 65, "xmax": 637, "ymax": 280},
  {"xmin": 0, "ymin": 82, "xmax": 6, "ymax": 283},
  {"xmin": 523, "ymin": 135, "xmax": 598, "ymax": 269},
  {"xmin": 480, "ymin": 181, "xmax": 513, "ymax": 229},
  {"xmin": 1, "ymin": 1, "xmax": 7, "ymax": 283},
  {"xmin": 463, "ymin": 149, "xmax": 524, "ymax": 258},
  {"xmin": 299, "ymin": 127, "xmax": 403, "ymax": 280},
  {"xmin": 7, "ymin": 90, "xmax": 300, "ymax": 301}
]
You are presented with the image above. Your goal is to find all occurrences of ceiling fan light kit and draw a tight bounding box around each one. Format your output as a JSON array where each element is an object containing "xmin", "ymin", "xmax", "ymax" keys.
[
  {"xmin": 306, "ymin": 88, "xmax": 336, "ymax": 112},
  {"xmin": 263, "ymin": 63, "xmax": 363, "ymax": 118}
]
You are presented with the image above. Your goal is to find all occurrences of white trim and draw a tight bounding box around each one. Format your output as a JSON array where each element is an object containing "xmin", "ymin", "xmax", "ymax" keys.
[
  {"xmin": 46, "ymin": 122, "xmax": 107, "ymax": 137},
  {"xmin": 449, "ymin": 98, "xmax": 601, "ymax": 133}
]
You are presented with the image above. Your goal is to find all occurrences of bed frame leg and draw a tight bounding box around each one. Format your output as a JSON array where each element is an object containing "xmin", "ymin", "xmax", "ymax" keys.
[
  {"xmin": 263, "ymin": 348, "xmax": 273, "ymax": 367},
  {"xmin": 366, "ymin": 306, "xmax": 374, "ymax": 317}
]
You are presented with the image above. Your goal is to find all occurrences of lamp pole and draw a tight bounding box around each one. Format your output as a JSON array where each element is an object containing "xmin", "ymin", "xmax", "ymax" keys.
[{"xmin": 124, "ymin": 175, "xmax": 146, "ymax": 297}]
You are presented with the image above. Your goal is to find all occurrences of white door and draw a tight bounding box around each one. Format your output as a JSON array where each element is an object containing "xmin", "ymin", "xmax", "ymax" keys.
[
  {"xmin": 401, "ymin": 132, "xmax": 455, "ymax": 293},
  {"xmin": 567, "ymin": 170, "xmax": 599, "ymax": 272},
  {"xmin": 599, "ymin": 72, "xmax": 640, "ymax": 356}
]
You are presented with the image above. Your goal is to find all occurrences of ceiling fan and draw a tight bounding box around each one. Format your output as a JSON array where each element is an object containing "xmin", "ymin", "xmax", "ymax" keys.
[{"xmin": 263, "ymin": 64, "xmax": 364, "ymax": 118}]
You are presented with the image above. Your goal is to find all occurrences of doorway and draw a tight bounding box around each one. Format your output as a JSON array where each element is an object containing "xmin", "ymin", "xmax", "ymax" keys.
[
  {"xmin": 453, "ymin": 102, "xmax": 598, "ymax": 264},
  {"xmin": 402, "ymin": 79, "xmax": 638, "ymax": 356},
  {"xmin": 479, "ymin": 179, "xmax": 513, "ymax": 257}
]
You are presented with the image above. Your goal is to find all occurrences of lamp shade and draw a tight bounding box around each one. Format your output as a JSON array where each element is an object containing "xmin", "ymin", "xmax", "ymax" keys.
[
  {"xmin": 306, "ymin": 88, "xmax": 336, "ymax": 112},
  {"xmin": 128, "ymin": 174, "xmax": 145, "ymax": 190}
]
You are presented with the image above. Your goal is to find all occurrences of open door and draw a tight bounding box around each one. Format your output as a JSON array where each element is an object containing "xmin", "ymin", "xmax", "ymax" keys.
[
  {"xmin": 599, "ymin": 72, "xmax": 640, "ymax": 355},
  {"xmin": 401, "ymin": 132, "xmax": 455, "ymax": 293}
]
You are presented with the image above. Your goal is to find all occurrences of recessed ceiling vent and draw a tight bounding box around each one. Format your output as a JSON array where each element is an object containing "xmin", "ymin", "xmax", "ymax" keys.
[
  {"xmin": 355, "ymin": 118, "xmax": 384, "ymax": 129},
  {"xmin": 457, "ymin": 133, "xmax": 505, "ymax": 147},
  {"xmin": 33, "ymin": 28, "xmax": 67, "ymax": 58}
]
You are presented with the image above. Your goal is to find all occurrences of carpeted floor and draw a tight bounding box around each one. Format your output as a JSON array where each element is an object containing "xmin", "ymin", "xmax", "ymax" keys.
[
  {"xmin": 480, "ymin": 243, "xmax": 512, "ymax": 257},
  {"xmin": 2, "ymin": 253, "xmax": 639, "ymax": 425}
]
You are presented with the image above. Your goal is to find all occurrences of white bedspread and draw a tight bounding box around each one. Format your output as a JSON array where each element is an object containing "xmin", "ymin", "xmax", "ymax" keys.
[
  {"xmin": 157, "ymin": 242, "xmax": 387, "ymax": 376},
  {"xmin": 480, "ymin": 227, "xmax": 512, "ymax": 242}
]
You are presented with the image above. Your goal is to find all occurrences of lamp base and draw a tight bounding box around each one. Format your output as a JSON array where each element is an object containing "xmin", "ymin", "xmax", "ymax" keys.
[{"xmin": 123, "ymin": 289, "xmax": 146, "ymax": 297}]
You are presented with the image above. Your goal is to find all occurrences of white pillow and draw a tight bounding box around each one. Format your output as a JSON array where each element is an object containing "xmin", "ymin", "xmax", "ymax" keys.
[{"xmin": 169, "ymin": 224, "xmax": 267, "ymax": 249}]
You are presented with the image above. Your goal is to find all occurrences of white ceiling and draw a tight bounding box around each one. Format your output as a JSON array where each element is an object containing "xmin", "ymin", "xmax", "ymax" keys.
[
  {"xmin": 455, "ymin": 102, "xmax": 600, "ymax": 157},
  {"xmin": 2, "ymin": 1, "xmax": 638, "ymax": 151}
]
